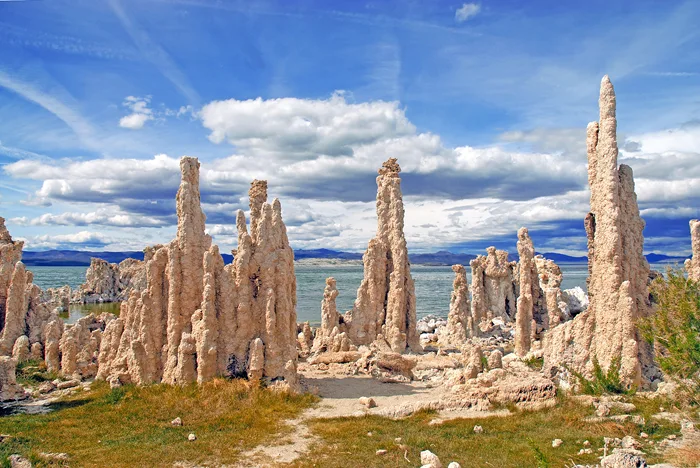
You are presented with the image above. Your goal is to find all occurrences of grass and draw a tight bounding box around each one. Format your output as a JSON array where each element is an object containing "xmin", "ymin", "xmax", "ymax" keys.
[
  {"xmin": 524, "ymin": 356, "xmax": 544, "ymax": 371},
  {"xmin": 0, "ymin": 379, "xmax": 316, "ymax": 467},
  {"xmin": 0, "ymin": 377, "xmax": 689, "ymax": 467},
  {"xmin": 569, "ymin": 356, "xmax": 635, "ymax": 396},
  {"xmin": 15, "ymin": 359, "xmax": 59, "ymax": 387},
  {"xmin": 290, "ymin": 395, "xmax": 680, "ymax": 468}
]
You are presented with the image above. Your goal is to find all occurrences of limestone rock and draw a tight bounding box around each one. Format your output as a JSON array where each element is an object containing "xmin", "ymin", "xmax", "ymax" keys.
[
  {"xmin": 561, "ymin": 287, "xmax": 588, "ymax": 316},
  {"xmin": 544, "ymin": 76, "xmax": 650, "ymax": 388},
  {"xmin": 344, "ymin": 159, "xmax": 420, "ymax": 353},
  {"xmin": 487, "ymin": 349, "xmax": 503, "ymax": 369},
  {"xmin": 685, "ymin": 219, "xmax": 700, "ymax": 281},
  {"xmin": 515, "ymin": 228, "xmax": 537, "ymax": 357},
  {"xmin": 534, "ymin": 256, "xmax": 568, "ymax": 327},
  {"xmin": 75, "ymin": 257, "xmax": 146, "ymax": 304},
  {"xmin": 470, "ymin": 247, "xmax": 517, "ymax": 327},
  {"xmin": 312, "ymin": 278, "xmax": 349, "ymax": 353},
  {"xmin": 9, "ymin": 455, "xmax": 32, "ymax": 468},
  {"xmin": 42, "ymin": 285, "xmax": 71, "ymax": 312},
  {"xmin": 438, "ymin": 265, "xmax": 472, "ymax": 347},
  {"xmin": 0, "ymin": 356, "xmax": 26, "ymax": 401},
  {"xmin": 59, "ymin": 314, "xmax": 109, "ymax": 379},
  {"xmin": 600, "ymin": 452, "xmax": 647, "ymax": 468},
  {"xmin": 463, "ymin": 344, "xmax": 483, "ymax": 379},
  {"xmin": 11, "ymin": 335, "xmax": 29, "ymax": 363},
  {"xmin": 296, "ymin": 322, "xmax": 313, "ymax": 358},
  {"xmin": 420, "ymin": 450, "xmax": 442, "ymax": 468},
  {"xmin": 96, "ymin": 157, "xmax": 298, "ymax": 388}
]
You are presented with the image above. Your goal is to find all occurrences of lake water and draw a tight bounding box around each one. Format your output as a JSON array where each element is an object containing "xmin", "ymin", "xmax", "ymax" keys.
[{"xmin": 30, "ymin": 263, "xmax": 594, "ymax": 325}]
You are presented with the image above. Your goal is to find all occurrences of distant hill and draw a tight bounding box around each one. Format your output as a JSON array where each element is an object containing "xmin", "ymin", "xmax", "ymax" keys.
[{"xmin": 20, "ymin": 249, "xmax": 690, "ymax": 267}]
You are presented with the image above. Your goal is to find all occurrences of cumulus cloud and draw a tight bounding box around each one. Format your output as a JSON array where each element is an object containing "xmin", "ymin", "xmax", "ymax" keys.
[
  {"xmin": 455, "ymin": 3, "xmax": 481, "ymax": 23},
  {"xmin": 28, "ymin": 231, "xmax": 111, "ymax": 250},
  {"xmin": 5, "ymin": 93, "xmax": 700, "ymax": 255},
  {"xmin": 119, "ymin": 95, "xmax": 154, "ymax": 129}
]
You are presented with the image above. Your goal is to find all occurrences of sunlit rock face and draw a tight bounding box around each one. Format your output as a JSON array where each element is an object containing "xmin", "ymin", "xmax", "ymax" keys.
[
  {"xmin": 470, "ymin": 247, "xmax": 517, "ymax": 328},
  {"xmin": 75, "ymin": 257, "xmax": 146, "ymax": 304},
  {"xmin": 343, "ymin": 158, "xmax": 420, "ymax": 353},
  {"xmin": 96, "ymin": 157, "xmax": 298, "ymax": 389},
  {"xmin": 437, "ymin": 264, "xmax": 472, "ymax": 347},
  {"xmin": 0, "ymin": 218, "xmax": 53, "ymax": 359},
  {"xmin": 544, "ymin": 76, "xmax": 651, "ymax": 388}
]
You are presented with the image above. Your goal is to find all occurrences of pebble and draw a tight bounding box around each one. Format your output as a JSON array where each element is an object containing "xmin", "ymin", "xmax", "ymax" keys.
[
  {"xmin": 639, "ymin": 432, "xmax": 648, "ymax": 439},
  {"xmin": 552, "ymin": 439, "xmax": 563, "ymax": 448},
  {"xmin": 171, "ymin": 417, "xmax": 183, "ymax": 426},
  {"xmin": 448, "ymin": 463, "xmax": 461, "ymax": 468},
  {"xmin": 188, "ymin": 433, "xmax": 196, "ymax": 441},
  {"xmin": 367, "ymin": 431, "xmax": 373, "ymax": 437},
  {"xmin": 473, "ymin": 425, "xmax": 483, "ymax": 434},
  {"xmin": 376, "ymin": 449, "xmax": 387, "ymax": 456},
  {"xmin": 359, "ymin": 396, "xmax": 377, "ymax": 408},
  {"xmin": 578, "ymin": 448, "xmax": 593, "ymax": 455},
  {"xmin": 583, "ymin": 440, "xmax": 591, "ymax": 447},
  {"xmin": 56, "ymin": 379, "xmax": 80, "ymax": 390},
  {"xmin": 420, "ymin": 450, "xmax": 442, "ymax": 468}
]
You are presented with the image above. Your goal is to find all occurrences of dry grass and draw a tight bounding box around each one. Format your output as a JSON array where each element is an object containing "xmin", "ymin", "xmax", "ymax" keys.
[{"xmin": 0, "ymin": 379, "xmax": 316, "ymax": 467}]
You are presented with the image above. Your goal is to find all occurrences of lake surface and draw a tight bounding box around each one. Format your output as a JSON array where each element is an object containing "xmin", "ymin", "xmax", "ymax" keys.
[{"xmin": 30, "ymin": 263, "xmax": 593, "ymax": 325}]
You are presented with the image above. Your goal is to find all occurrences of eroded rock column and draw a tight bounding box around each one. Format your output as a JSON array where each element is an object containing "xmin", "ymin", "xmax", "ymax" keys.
[
  {"xmin": 515, "ymin": 228, "xmax": 536, "ymax": 357},
  {"xmin": 470, "ymin": 247, "xmax": 517, "ymax": 326},
  {"xmin": 544, "ymin": 76, "xmax": 650, "ymax": 387},
  {"xmin": 344, "ymin": 158, "xmax": 420, "ymax": 353},
  {"xmin": 438, "ymin": 264, "xmax": 472, "ymax": 347}
]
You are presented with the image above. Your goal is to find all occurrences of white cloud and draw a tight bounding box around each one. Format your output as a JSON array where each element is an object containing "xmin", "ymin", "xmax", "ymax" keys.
[
  {"xmin": 455, "ymin": 3, "xmax": 481, "ymax": 23},
  {"xmin": 28, "ymin": 231, "xmax": 112, "ymax": 250},
  {"xmin": 119, "ymin": 95, "xmax": 154, "ymax": 129},
  {"xmin": 5, "ymin": 93, "xmax": 700, "ymax": 256}
]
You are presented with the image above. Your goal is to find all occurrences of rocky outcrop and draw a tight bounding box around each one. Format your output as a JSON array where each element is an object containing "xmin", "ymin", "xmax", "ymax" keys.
[
  {"xmin": 42, "ymin": 286, "xmax": 71, "ymax": 312},
  {"xmin": 75, "ymin": 257, "xmax": 146, "ymax": 304},
  {"xmin": 470, "ymin": 247, "xmax": 517, "ymax": 327},
  {"xmin": 515, "ymin": 228, "xmax": 536, "ymax": 357},
  {"xmin": 343, "ymin": 159, "xmax": 420, "ymax": 353},
  {"xmin": 0, "ymin": 356, "xmax": 26, "ymax": 401},
  {"xmin": 312, "ymin": 277, "xmax": 352, "ymax": 354},
  {"xmin": 438, "ymin": 265, "xmax": 472, "ymax": 347},
  {"xmin": 59, "ymin": 314, "xmax": 112, "ymax": 379},
  {"xmin": 0, "ymin": 219, "xmax": 53, "ymax": 358},
  {"xmin": 544, "ymin": 76, "xmax": 650, "ymax": 387},
  {"xmin": 534, "ymin": 256, "xmax": 568, "ymax": 328},
  {"xmin": 96, "ymin": 157, "xmax": 298, "ymax": 388},
  {"xmin": 685, "ymin": 219, "xmax": 700, "ymax": 281}
]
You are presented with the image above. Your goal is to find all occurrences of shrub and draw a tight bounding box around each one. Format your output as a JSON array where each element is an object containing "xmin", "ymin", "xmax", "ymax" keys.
[
  {"xmin": 641, "ymin": 268, "xmax": 700, "ymax": 405},
  {"xmin": 569, "ymin": 356, "xmax": 633, "ymax": 396}
]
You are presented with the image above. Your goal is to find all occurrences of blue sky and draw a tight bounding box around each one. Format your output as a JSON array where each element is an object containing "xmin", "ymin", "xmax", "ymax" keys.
[{"xmin": 0, "ymin": 0, "xmax": 699, "ymax": 256}]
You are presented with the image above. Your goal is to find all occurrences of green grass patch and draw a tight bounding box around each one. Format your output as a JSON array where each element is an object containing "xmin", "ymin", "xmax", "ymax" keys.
[
  {"xmin": 0, "ymin": 379, "xmax": 316, "ymax": 467},
  {"xmin": 523, "ymin": 356, "xmax": 544, "ymax": 370},
  {"xmin": 15, "ymin": 360, "xmax": 58, "ymax": 387}
]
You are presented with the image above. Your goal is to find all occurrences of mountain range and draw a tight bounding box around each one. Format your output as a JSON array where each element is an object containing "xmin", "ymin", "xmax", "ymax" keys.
[{"xmin": 20, "ymin": 249, "xmax": 688, "ymax": 267}]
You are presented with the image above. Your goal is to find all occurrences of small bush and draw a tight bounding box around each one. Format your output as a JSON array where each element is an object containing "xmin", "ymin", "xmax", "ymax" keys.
[
  {"xmin": 104, "ymin": 387, "xmax": 126, "ymax": 405},
  {"xmin": 641, "ymin": 268, "xmax": 700, "ymax": 381},
  {"xmin": 524, "ymin": 356, "xmax": 544, "ymax": 370},
  {"xmin": 570, "ymin": 356, "xmax": 634, "ymax": 396}
]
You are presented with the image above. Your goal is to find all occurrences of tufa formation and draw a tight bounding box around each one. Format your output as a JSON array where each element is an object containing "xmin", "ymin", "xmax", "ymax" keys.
[
  {"xmin": 343, "ymin": 158, "xmax": 420, "ymax": 353},
  {"xmin": 96, "ymin": 158, "xmax": 299, "ymax": 388},
  {"xmin": 544, "ymin": 76, "xmax": 650, "ymax": 387}
]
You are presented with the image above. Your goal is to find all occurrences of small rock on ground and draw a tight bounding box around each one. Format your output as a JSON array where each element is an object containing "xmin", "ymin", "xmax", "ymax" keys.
[
  {"xmin": 171, "ymin": 417, "xmax": 183, "ymax": 426},
  {"xmin": 420, "ymin": 450, "xmax": 442, "ymax": 468},
  {"xmin": 188, "ymin": 433, "xmax": 196, "ymax": 441},
  {"xmin": 552, "ymin": 439, "xmax": 563, "ymax": 448}
]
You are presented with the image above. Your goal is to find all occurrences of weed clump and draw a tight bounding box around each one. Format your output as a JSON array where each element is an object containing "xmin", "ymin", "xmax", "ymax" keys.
[{"xmin": 569, "ymin": 356, "xmax": 634, "ymax": 396}]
